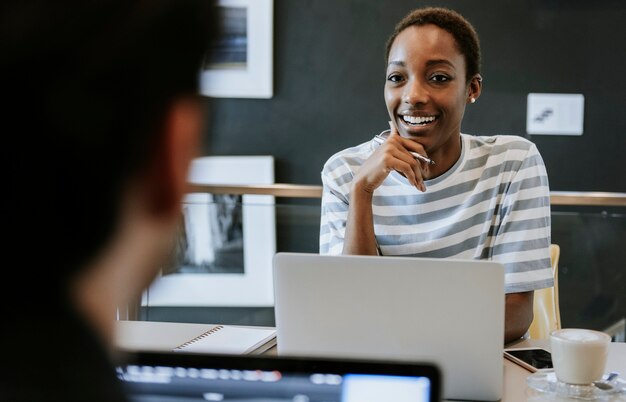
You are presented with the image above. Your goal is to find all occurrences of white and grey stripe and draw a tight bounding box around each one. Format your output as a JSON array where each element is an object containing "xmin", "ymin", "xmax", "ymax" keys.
[{"xmin": 320, "ymin": 133, "xmax": 553, "ymax": 293}]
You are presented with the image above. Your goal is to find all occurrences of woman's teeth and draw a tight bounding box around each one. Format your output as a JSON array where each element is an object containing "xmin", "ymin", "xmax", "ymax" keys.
[{"xmin": 402, "ymin": 115, "xmax": 436, "ymax": 125}]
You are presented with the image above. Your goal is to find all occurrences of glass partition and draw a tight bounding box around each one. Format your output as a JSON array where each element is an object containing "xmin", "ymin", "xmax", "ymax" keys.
[
  {"xmin": 134, "ymin": 188, "xmax": 625, "ymax": 341},
  {"xmin": 138, "ymin": 198, "xmax": 322, "ymax": 326},
  {"xmin": 143, "ymin": 197, "xmax": 318, "ymax": 309},
  {"xmin": 551, "ymin": 207, "xmax": 625, "ymax": 338}
]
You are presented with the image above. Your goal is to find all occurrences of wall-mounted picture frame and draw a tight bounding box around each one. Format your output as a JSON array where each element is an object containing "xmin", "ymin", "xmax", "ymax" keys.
[
  {"xmin": 143, "ymin": 156, "xmax": 276, "ymax": 307},
  {"xmin": 200, "ymin": 0, "xmax": 273, "ymax": 99}
]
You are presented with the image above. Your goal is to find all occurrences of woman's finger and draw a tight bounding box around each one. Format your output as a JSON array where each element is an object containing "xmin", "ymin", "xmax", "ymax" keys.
[
  {"xmin": 388, "ymin": 120, "xmax": 399, "ymax": 137},
  {"xmin": 391, "ymin": 158, "xmax": 425, "ymax": 191}
]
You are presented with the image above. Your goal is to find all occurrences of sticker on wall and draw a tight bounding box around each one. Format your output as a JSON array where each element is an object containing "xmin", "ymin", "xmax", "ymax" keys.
[{"xmin": 526, "ymin": 93, "xmax": 584, "ymax": 136}]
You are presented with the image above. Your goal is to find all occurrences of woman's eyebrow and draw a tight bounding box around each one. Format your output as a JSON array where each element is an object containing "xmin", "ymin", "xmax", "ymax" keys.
[
  {"xmin": 387, "ymin": 59, "xmax": 456, "ymax": 69},
  {"xmin": 387, "ymin": 60, "xmax": 406, "ymax": 67},
  {"xmin": 425, "ymin": 59, "xmax": 455, "ymax": 69}
]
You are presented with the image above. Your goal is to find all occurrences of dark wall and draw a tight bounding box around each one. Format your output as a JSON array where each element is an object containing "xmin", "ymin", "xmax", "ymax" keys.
[
  {"xmin": 206, "ymin": 0, "xmax": 626, "ymax": 191},
  {"xmin": 150, "ymin": 1, "xmax": 625, "ymax": 330}
]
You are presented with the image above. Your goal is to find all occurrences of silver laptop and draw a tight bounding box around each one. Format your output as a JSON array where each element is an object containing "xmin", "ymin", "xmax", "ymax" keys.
[{"xmin": 273, "ymin": 252, "xmax": 505, "ymax": 401}]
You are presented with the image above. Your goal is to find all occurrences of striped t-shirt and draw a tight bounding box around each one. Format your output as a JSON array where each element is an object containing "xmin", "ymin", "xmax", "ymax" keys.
[{"xmin": 320, "ymin": 133, "xmax": 554, "ymax": 293}]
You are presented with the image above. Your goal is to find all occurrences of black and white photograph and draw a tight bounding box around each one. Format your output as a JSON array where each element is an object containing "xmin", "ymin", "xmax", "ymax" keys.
[
  {"xmin": 204, "ymin": 6, "xmax": 248, "ymax": 71},
  {"xmin": 200, "ymin": 0, "xmax": 273, "ymax": 98},
  {"xmin": 166, "ymin": 194, "xmax": 245, "ymax": 275},
  {"xmin": 144, "ymin": 156, "xmax": 276, "ymax": 307}
]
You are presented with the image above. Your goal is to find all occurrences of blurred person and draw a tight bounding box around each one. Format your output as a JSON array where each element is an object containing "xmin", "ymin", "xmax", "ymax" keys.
[{"xmin": 1, "ymin": 0, "xmax": 215, "ymax": 400}]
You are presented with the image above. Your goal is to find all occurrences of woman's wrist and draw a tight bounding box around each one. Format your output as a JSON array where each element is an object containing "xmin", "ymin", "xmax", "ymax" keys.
[{"xmin": 350, "ymin": 176, "xmax": 378, "ymax": 198}]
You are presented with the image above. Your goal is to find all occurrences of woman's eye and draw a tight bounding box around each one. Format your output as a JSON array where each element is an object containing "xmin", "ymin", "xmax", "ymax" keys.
[
  {"xmin": 387, "ymin": 74, "xmax": 404, "ymax": 83},
  {"xmin": 430, "ymin": 74, "xmax": 450, "ymax": 82}
]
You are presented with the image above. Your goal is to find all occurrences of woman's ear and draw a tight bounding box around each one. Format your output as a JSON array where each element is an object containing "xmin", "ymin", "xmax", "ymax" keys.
[
  {"xmin": 144, "ymin": 96, "xmax": 204, "ymax": 218},
  {"xmin": 467, "ymin": 74, "xmax": 483, "ymax": 104}
]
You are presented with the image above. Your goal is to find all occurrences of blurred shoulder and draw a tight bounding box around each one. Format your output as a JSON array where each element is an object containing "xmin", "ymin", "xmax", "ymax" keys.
[
  {"xmin": 322, "ymin": 140, "xmax": 373, "ymax": 175},
  {"xmin": 464, "ymin": 133, "xmax": 540, "ymax": 157}
]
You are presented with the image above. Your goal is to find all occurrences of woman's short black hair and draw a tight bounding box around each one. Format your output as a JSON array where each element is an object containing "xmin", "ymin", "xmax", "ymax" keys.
[{"xmin": 385, "ymin": 7, "xmax": 481, "ymax": 81}]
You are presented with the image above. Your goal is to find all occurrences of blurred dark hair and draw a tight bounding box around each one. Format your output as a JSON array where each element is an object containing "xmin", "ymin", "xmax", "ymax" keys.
[
  {"xmin": 385, "ymin": 7, "xmax": 481, "ymax": 81},
  {"xmin": 1, "ymin": 0, "xmax": 215, "ymax": 295}
]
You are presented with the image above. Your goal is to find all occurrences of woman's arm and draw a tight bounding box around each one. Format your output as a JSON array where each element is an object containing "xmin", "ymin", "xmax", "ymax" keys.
[
  {"xmin": 342, "ymin": 124, "xmax": 428, "ymax": 255},
  {"xmin": 504, "ymin": 291, "xmax": 534, "ymax": 344},
  {"xmin": 342, "ymin": 184, "xmax": 378, "ymax": 255},
  {"xmin": 493, "ymin": 140, "xmax": 551, "ymax": 344}
]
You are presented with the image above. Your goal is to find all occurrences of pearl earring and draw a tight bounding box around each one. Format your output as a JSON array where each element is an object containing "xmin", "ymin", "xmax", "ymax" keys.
[{"xmin": 470, "ymin": 97, "xmax": 476, "ymax": 104}]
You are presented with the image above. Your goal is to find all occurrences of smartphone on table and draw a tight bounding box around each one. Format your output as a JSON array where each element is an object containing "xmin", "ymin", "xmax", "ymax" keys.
[{"xmin": 504, "ymin": 347, "xmax": 553, "ymax": 372}]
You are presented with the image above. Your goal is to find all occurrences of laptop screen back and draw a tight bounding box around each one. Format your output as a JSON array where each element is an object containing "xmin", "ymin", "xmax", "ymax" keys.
[
  {"xmin": 116, "ymin": 351, "xmax": 441, "ymax": 402},
  {"xmin": 272, "ymin": 252, "xmax": 505, "ymax": 401}
]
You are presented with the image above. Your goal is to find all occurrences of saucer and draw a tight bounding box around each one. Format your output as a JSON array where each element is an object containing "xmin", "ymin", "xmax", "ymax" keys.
[{"xmin": 527, "ymin": 371, "xmax": 626, "ymax": 400}]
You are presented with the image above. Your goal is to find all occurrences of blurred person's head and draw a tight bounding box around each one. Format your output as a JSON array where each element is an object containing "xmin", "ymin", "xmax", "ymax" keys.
[{"xmin": 2, "ymin": 0, "xmax": 214, "ymax": 336}]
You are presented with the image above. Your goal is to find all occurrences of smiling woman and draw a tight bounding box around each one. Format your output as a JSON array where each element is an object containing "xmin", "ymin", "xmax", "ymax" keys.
[{"xmin": 319, "ymin": 6, "xmax": 554, "ymax": 344}]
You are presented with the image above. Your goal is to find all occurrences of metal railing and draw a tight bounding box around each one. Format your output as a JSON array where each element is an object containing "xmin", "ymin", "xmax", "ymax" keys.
[{"xmin": 188, "ymin": 183, "xmax": 626, "ymax": 206}]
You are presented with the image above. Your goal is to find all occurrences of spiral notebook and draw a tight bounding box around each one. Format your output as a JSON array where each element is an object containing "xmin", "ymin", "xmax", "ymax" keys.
[{"xmin": 115, "ymin": 320, "xmax": 277, "ymax": 355}]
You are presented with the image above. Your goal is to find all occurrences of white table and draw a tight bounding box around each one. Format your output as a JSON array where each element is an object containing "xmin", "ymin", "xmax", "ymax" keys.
[
  {"xmin": 266, "ymin": 338, "xmax": 626, "ymax": 401},
  {"xmin": 116, "ymin": 321, "xmax": 625, "ymax": 401}
]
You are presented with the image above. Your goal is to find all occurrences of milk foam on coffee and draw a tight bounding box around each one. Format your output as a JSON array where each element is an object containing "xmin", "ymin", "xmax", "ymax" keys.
[{"xmin": 556, "ymin": 329, "xmax": 606, "ymax": 342}]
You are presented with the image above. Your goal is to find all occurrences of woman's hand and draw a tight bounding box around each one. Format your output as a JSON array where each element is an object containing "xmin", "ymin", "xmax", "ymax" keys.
[{"xmin": 354, "ymin": 121, "xmax": 431, "ymax": 193}]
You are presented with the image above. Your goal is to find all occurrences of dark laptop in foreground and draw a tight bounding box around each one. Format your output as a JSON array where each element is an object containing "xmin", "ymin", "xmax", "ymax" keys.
[
  {"xmin": 273, "ymin": 252, "xmax": 506, "ymax": 401},
  {"xmin": 116, "ymin": 351, "xmax": 441, "ymax": 402}
]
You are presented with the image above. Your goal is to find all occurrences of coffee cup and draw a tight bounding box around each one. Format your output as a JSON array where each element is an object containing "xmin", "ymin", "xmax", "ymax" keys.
[{"xmin": 550, "ymin": 328, "xmax": 611, "ymax": 385}]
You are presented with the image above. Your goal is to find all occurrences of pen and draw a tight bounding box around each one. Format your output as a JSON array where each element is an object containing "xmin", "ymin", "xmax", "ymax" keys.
[{"xmin": 373, "ymin": 134, "xmax": 435, "ymax": 165}]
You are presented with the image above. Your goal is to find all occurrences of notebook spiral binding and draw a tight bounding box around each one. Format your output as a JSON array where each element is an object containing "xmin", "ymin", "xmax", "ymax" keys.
[{"xmin": 173, "ymin": 325, "xmax": 225, "ymax": 350}]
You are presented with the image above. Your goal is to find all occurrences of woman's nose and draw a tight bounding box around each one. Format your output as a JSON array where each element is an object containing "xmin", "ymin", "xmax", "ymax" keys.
[{"xmin": 402, "ymin": 79, "xmax": 428, "ymax": 105}]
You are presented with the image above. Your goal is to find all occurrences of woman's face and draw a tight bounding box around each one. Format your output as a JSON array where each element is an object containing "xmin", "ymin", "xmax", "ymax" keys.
[{"xmin": 384, "ymin": 24, "xmax": 477, "ymax": 160}]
